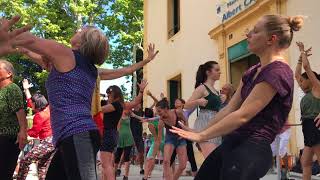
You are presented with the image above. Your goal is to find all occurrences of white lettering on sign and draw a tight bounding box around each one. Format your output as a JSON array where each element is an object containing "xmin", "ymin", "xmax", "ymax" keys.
[{"xmin": 216, "ymin": 0, "xmax": 257, "ymax": 22}]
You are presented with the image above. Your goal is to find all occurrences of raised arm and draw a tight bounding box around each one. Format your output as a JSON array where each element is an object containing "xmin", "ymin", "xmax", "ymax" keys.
[
  {"xmin": 124, "ymin": 80, "xmax": 148, "ymax": 110},
  {"xmin": 22, "ymin": 79, "xmax": 32, "ymax": 100},
  {"xmin": 99, "ymin": 43, "xmax": 159, "ymax": 80},
  {"xmin": 146, "ymin": 90, "xmax": 159, "ymax": 108},
  {"xmin": 18, "ymin": 48, "xmax": 52, "ymax": 70},
  {"xmin": 184, "ymin": 85, "xmax": 208, "ymax": 109},
  {"xmin": 295, "ymin": 55, "xmax": 303, "ymax": 83},
  {"xmin": 0, "ymin": 16, "xmax": 32, "ymax": 57},
  {"xmin": 297, "ymin": 42, "xmax": 320, "ymax": 90},
  {"xmin": 16, "ymin": 32, "xmax": 75, "ymax": 72}
]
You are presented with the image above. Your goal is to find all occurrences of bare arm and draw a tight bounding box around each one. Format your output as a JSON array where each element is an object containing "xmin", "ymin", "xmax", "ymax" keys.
[
  {"xmin": 22, "ymin": 79, "xmax": 32, "ymax": 99},
  {"xmin": 125, "ymin": 91, "xmax": 144, "ymax": 110},
  {"xmin": 200, "ymin": 82, "xmax": 276, "ymax": 140},
  {"xmin": 0, "ymin": 16, "xmax": 32, "ymax": 57},
  {"xmin": 203, "ymin": 80, "xmax": 243, "ymax": 130},
  {"xmin": 125, "ymin": 80, "xmax": 148, "ymax": 110},
  {"xmin": 101, "ymin": 104, "xmax": 116, "ymax": 113},
  {"xmin": 171, "ymin": 82, "xmax": 278, "ymax": 142},
  {"xmin": 300, "ymin": 52, "xmax": 320, "ymax": 90},
  {"xmin": 16, "ymin": 109, "xmax": 28, "ymax": 149},
  {"xmin": 17, "ymin": 32, "xmax": 75, "ymax": 72},
  {"xmin": 18, "ymin": 48, "xmax": 52, "ymax": 70},
  {"xmin": 184, "ymin": 85, "xmax": 207, "ymax": 109},
  {"xmin": 295, "ymin": 55, "xmax": 303, "ymax": 83},
  {"xmin": 176, "ymin": 109, "xmax": 187, "ymax": 124},
  {"xmin": 146, "ymin": 90, "xmax": 159, "ymax": 109},
  {"xmin": 99, "ymin": 61, "xmax": 148, "ymax": 80},
  {"xmin": 99, "ymin": 43, "xmax": 159, "ymax": 80}
]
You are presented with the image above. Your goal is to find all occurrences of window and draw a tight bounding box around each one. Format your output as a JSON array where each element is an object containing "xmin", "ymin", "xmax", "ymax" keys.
[
  {"xmin": 168, "ymin": 0, "xmax": 180, "ymax": 39},
  {"xmin": 168, "ymin": 74, "xmax": 181, "ymax": 109}
]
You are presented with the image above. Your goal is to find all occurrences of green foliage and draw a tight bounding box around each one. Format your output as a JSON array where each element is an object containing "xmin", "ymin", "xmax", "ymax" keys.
[{"xmin": 0, "ymin": 0, "xmax": 143, "ymax": 97}]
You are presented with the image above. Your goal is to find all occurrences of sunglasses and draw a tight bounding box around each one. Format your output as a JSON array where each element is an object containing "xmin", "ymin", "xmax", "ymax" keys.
[{"xmin": 106, "ymin": 88, "xmax": 113, "ymax": 94}]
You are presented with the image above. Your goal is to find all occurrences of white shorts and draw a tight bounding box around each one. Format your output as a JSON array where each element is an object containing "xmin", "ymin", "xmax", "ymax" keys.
[{"xmin": 271, "ymin": 129, "xmax": 291, "ymax": 157}]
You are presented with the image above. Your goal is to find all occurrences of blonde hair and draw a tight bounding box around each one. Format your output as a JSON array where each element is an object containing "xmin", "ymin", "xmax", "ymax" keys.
[
  {"xmin": 79, "ymin": 26, "xmax": 109, "ymax": 65},
  {"xmin": 263, "ymin": 15, "xmax": 304, "ymax": 48},
  {"xmin": 0, "ymin": 59, "xmax": 15, "ymax": 80},
  {"xmin": 222, "ymin": 83, "xmax": 235, "ymax": 102}
]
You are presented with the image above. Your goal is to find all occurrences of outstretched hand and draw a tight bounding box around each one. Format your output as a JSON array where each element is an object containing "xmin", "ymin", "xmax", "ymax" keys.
[
  {"xmin": 178, "ymin": 121, "xmax": 195, "ymax": 132},
  {"xmin": 296, "ymin": 41, "xmax": 312, "ymax": 55},
  {"xmin": 0, "ymin": 16, "xmax": 32, "ymax": 56},
  {"xmin": 145, "ymin": 43, "xmax": 159, "ymax": 62},
  {"xmin": 138, "ymin": 80, "xmax": 148, "ymax": 91},
  {"xmin": 169, "ymin": 126, "xmax": 203, "ymax": 142},
  {"xmin": 22, "ymin": 79, "xmax": 32, "ymax": 90}
]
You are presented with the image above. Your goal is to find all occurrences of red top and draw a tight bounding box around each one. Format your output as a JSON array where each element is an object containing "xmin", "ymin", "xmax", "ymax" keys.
[
  {"xmin": 27, "ymin": 98, "xmax": 33, "ymax": 108},
  {"xmin": 28, "ymin": 106, "xmax": 52, "ymax": 139}
]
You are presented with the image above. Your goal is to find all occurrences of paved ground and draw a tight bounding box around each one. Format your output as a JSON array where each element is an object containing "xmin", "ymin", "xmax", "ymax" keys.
[{"xmin": 25, "ymin": 163, "xmax": 283, "ymax": 180}]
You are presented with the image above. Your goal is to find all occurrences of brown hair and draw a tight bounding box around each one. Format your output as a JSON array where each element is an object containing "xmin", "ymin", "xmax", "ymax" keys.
[
  {"xmin": 156, "ymin": 98, "xmax": 170, "ymax": 109},
  {"xmin": 79, "ymin": 26, "xmax": 109, "ymax": 65},
  {"xmin": 263, "ymin": 15, "xmax": 304, "ymax": 48},
  {"xmin": 0, "ymin": 59, "xmax": 15, "ymax": 80},
  {"xmin": 195, "ymin": 61, "xmax": 218, "ymax": 89},
  {"xmin": 106, "ymin": 85, "xmax": 124, "ymax": 106},
  {"xmin": 176, "ymin": 98, "xmax": 185, "ymax": 104}
]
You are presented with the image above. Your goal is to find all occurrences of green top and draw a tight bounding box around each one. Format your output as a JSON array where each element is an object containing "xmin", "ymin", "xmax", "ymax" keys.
[
  {"xmin": 199, "ymin": 84, "xmax": 221, "ymax": 111},
  {"xmin": 301, "ymin": 91, "xmax": 320, "ymax": 120},
  {"xmin": 118, "ymin": 116, "xmax": 134, "ymax": 148},
  {"xmin": 0, "ymin": 83, "xmax": 24, "ymax": 136},
  {"xmin": 149, "ymin": 120, "xmax": 164, "ymax": 143}
]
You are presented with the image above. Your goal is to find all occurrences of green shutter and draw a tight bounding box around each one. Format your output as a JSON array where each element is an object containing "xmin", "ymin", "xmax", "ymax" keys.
[
  {"xmin": 228, "ymin": 40, "xmax": 251, "ymax": 63},
  {"xmin": 169, "ymin": 80, "xmax": 179, "ymax": 109}
]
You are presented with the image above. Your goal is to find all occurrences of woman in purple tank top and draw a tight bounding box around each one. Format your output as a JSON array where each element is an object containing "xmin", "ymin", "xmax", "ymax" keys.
[
  {"xmin": 15, "ymin": 26, "xmax": 109, "ymax": 180},
  {"xmin": 15, "ymin": 23, "xmax": 157, "ymax": 179},
  {"xmin": 170, "ymin": 14, "xmax": 303, "ymax": 180}
]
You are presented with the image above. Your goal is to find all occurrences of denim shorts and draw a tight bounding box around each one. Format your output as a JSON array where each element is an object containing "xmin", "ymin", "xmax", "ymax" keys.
[{"xmin": 165, "ymin": 132, "xmax": 186, "ymax": 148}]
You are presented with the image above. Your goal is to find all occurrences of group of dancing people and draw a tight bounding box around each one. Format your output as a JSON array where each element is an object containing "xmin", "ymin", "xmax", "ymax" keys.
[{"xmin": 1, "ymin": 12, "xmax": 320, "ymax": 180}]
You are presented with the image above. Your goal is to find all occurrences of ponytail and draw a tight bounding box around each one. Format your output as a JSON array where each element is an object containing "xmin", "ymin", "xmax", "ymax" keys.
[
  {"xmin": 156, "ymin": 98, "xmax": 170, "ymax": 109},
  {"xmin": 195, "ymin": 61, "xmax": 218, "ymax": 89}
]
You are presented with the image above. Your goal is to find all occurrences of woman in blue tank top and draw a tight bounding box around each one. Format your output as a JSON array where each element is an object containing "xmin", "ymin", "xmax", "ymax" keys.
[
  {"xmin": 17, "ymin": 25, "xmax": 159, "ymax": 179},
  {"xmin": 16, "ymin": 26, "xmax": 108, "ymax": 180}
]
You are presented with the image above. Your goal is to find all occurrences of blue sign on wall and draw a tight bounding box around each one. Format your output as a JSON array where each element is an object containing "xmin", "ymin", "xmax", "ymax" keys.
[{"xmin": 216, "ymin": 0, "xmax": 257, "ymax": 22}]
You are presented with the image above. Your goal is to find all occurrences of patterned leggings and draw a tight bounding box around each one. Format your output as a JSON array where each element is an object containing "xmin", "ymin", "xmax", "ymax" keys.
[{"xmin": 17, "ymin": 137, "xmax": 55, "ymax": 180}]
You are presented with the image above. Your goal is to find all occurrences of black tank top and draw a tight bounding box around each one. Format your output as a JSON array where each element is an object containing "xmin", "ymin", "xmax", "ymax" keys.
[{"xmin": 164, "ymin": 110, "xmax": 181, "ymax": 135}]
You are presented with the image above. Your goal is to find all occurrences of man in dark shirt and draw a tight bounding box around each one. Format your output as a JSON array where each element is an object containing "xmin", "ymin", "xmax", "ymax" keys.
[{"xmin": 130, "ymin": 104, "xmax": 145, "ymax": 174}]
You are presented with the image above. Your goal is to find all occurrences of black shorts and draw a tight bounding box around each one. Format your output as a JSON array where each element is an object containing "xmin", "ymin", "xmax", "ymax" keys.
[
  {"xmin": 302, "ymin": 118, "xmax": 320, "ymax": 147},
  {"xmin": 133, "ymin": 134, "xmax": 144, "ymax": 153},
  {"xmin": 100, "ymin": 129, "xmax": 118, "ymax": 152}
]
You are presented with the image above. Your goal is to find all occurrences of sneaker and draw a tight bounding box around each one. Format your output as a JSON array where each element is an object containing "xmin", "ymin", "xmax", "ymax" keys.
[
  {"xmin": 116, "ymin": 169, "xmax": 121, "ymax": 176},
  {"xmin": 140, "ymin": 169, "xmax": 145, "ymax": 175},
  {"xmin": 123, "ymin": 176, "xmax": 128, "ymax": 180}
]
